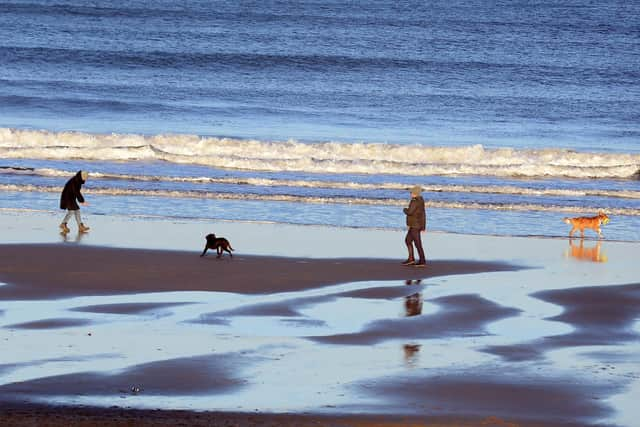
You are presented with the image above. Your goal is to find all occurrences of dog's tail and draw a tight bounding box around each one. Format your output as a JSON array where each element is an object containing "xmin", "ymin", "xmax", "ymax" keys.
[
  {"xmin": 563, "ymin": 218, "xmax": 571, "ymax": 224},
  {"xmin": 228, "ymin": 245, "xmax": 234, "ymax": 251}
]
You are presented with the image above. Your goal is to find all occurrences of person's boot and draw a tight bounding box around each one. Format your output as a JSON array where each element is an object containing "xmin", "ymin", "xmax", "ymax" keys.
[
  {"xmin": 414, "ymin": 259, "xmax": 427, "ymax": 268},
  {"xmin": 59, "ymin": 223, "xmax": 70, "ymax": 233},
  {"xmin": 401, "ymin": 258, "xmax": 416, "ymax": 266},
  {"xmin": 79, "ymin": 223, "xmax": 91, "ymax": 233}
]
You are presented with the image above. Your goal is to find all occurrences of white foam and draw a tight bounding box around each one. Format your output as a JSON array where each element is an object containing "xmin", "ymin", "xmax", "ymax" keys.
[
  {"xmin": 2, "ymin": 183, "xmax": 638, "ymax": 216},
  {"xmin": 3, "ymin": 165, "xmax": 640, "ymax": 200},
  {"xmin": 2, "ymin": 128, "xmax": 639, "ymax": 179}
]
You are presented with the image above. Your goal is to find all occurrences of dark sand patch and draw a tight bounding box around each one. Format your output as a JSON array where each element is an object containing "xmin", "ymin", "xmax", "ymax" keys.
[
  {"xmin": 206, "ymin": 295, "xmax": 331, "ymax": 319},
  {"xmin": 0, "ymin": 404, "xmax": 572, "ymax": 427},
  {"xmin": 336, "ymin": 283, "xmax": 425, "ymax": 300},
  {"xmin": 483, "ymin": 283, "xmax": 640, "ymax": 362},
  {"xmin": 70, "ymin": 302, "xmax": 194, "ymax": 315},
  {"xmin": 280, "ymin": 318, "xmax": 327, "ymax": 328},
  {"xmin": 212, "ymin": 301, "xmax": 304, "ymax": 317},
  {"xmin": 0, "ymin": 354, "xmax": 122, "ymax": 376},
  {"xmin": 361, "ymin": 372, "xmax": 616, "ymax": 426},
  {"xmin": 0, "ymin": 244, "xmax": 518, "ymax": 300},
  {"xmin": 5, "ymin": 318, "xmax": 93, "ymax": 330},
  {"xmin": 310, "ymin": 294, "xmax": 520, "ymax": 345},
  {"xmin": 190, "ymin": 315, "xmax": 231, "ymax": 326},
  {"xmin": 0, "ymin": 353, "xmax": 249, "ymax": 398}
]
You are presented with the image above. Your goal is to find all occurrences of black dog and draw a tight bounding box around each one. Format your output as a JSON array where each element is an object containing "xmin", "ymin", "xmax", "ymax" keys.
[{"xmin": 200, "ymin": 233, "xmax": 234, "ymax": 258}]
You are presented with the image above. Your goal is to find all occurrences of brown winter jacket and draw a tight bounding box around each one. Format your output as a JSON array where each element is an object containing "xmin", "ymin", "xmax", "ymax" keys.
[{"xmin": 403, "ymin": 196, "xmax": 426, "ymax": 230}]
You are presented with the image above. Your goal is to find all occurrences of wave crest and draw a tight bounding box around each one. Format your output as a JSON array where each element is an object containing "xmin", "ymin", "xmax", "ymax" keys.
[{"xmin": 2, "ymin": 128, "xmax": 639, "ymax": 179}]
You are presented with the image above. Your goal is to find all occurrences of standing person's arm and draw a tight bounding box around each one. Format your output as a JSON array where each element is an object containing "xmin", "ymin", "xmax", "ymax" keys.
[{"xmin": 403, "ymin": 199, "xmax": 418, "ymax": 216}]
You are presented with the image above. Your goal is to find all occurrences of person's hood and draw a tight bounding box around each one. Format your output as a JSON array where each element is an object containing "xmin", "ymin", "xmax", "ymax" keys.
[{"xmin": 74, "ymin": 170, "xmax": 86, "ymax": 184}]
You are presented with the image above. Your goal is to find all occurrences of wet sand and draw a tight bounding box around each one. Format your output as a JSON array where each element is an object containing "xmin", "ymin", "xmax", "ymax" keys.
[
  {"xmin": 0, "ymin": 403, "xmax": 568, "ymax": 427},
  {"xmin": 483, "ymin": 282, "xmax": 640, "ymax": 362},
  {"xmin": 2, "ymin": 213, "xmax": 640, "ymax": 427},
  {"xmin": 0, "ymin": 244, "xmax": 516, "ymax": 300}
]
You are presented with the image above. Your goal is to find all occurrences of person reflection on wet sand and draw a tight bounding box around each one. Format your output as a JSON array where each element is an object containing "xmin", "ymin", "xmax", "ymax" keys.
[
  {"xmin": 60, "ymin": 230, "xmax": 85, "ymax": 244},
  {"xmin": 404, "ymin": 279, "xmax": 423, "ymax": 317},
  {"xmin": 403, "ymin": 279, "xmax": 423, "ymax": 367},
  {"xmin": 405, "ymin": 292, "xmax": 423, "ymax": 317},
  {"xmin": 566, "ymin": 238, "xmax": 607, "ymax": 263},
  {"xmin": 403, "ymin": 343, "xmax": 421, "ymax": 367}
]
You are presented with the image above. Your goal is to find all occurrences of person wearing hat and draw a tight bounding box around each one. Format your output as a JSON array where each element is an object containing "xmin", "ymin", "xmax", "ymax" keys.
[
  {"xmin": 59, "ymin": 170, "xmax": 90, "ymax": 234},
  {"xmin": 402, "ymin": 185, "xmax": 426, "ymax": 267}
]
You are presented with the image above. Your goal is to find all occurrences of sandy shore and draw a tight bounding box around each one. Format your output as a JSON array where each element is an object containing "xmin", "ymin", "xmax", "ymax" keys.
[
  {"xmin": 0, "ymin": 244, "xmax": 515, "ymax": 300},
  {"xmin": 0, "ymin": 403, "xmax": 577, "ymax": 427},
  {"xmin": 1, "ymin": 212, "xmax": 639, "ymax": 427}
]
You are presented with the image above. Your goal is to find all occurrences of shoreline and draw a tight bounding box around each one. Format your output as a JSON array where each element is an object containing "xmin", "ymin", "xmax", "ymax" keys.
[{"xmin": 2, "ymin": 207, "xmax": 637, "ymax": 243}]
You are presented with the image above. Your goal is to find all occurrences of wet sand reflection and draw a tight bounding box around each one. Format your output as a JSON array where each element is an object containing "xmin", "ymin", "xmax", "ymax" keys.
[
  {"xmin": 565, "ymin": 238, "xmax": 607, "ymax": 263},
  {"xmin": 403, "ymin": 279, "xmax": 423, "ymax": 367}
]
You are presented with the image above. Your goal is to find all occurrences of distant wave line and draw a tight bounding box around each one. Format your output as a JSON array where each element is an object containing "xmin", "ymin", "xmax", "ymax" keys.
[
  {"xmin": 2, "ymin": 165, "xmax": 640, "ymax": 200},
  {"xmin": 2, "ymin": 183, "xmax": 638, "ymax": 216}
]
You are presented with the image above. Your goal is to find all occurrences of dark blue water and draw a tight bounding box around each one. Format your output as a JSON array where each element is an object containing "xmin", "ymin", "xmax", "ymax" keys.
[
  {"xmin": 2, "ymin": 0, "xmax": 639, "ymax": 149},
  {"xmin": 1, "ymin": 0, "xmax": 639, "ymax": 239}
]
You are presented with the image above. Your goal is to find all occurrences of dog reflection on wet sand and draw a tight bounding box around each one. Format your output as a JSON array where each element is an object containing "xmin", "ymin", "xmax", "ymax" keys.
[{"xmin": 565, "ymin": 239, "xmax": 607, "ymax": 263}]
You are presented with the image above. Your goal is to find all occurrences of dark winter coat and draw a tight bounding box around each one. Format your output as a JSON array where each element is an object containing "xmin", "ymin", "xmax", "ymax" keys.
[
  {"xmin": 59, "ymin": 171, "xmax": 85, "ymax": 210},
  {"xmin": 404, "ymin": 196, "xmax": 426, "ymax": 230}
]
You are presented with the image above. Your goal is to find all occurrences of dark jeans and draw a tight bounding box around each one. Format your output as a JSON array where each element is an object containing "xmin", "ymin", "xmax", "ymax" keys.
[{"xmin": 405, "ymin": 227, "xmax": 425, "ymax": 262}]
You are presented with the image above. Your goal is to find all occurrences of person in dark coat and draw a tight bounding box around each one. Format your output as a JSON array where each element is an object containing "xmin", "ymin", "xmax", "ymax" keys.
[
  {"xmin": 59, "ymin": 170, "xmax": 90, "ymax": 233},
  {"xmin": 402, "ymin": 185, "xmax": 426, "ymax": 267}
]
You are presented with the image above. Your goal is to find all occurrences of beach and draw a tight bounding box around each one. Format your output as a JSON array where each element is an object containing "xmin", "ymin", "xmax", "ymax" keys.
[
  {"xmin": 2, "ymin": 1, "xmax": 639, "ymax": 425},
  {"xmin": 1, "ymin": 211, "xmax": 639, "ymax": 426}
]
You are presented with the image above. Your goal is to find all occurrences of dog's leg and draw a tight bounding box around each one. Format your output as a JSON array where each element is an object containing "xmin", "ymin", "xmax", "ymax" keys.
[
  {"xmin": 569, "ymin": 227, "xmax": 575, "ymax": 238},
  {"xmin": 597, "ymin": 228, "xmax": 603, "ymax": 239},
  {"xmin": 217, "ymin": 246, "xmax": 222, "ymax": 258},
  {"xmin": 200, "ymin": 245, "xmax": 209, "ymax": 257},
  {"xmin": 225, "ymin": 247, "xmax": 233, "ymax": 257}
]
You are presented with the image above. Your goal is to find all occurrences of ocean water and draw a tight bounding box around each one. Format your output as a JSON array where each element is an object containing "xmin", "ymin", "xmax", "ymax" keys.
[{"xmin": 1, "ymin": 0, "xmax": 639, "ymax": 240}]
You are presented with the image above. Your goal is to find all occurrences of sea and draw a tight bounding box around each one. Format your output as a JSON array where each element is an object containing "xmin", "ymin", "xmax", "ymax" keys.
[{"xmin": 1, "ymin": 0, "xmax": 639, "ymax": 240}]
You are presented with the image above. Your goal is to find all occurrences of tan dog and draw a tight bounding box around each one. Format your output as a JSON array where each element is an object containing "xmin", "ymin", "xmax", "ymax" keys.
[{"xmin": 563, "ymin": 211, "xmax": 610, "ymax": 238}]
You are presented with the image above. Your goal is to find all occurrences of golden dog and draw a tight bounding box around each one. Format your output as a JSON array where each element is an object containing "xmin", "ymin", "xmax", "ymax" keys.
[{"xmin": 563, "ymin": 211, "xmax": 609, "ymax": 238}]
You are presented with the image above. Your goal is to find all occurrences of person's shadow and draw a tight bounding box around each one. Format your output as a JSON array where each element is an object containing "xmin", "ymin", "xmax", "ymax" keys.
[{"xmin": 565, "ymin": 238, "xmax": 607, "ymax": 263}]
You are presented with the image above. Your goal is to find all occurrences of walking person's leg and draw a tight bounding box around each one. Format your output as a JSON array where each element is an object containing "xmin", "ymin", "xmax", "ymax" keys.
[
  {"xmin": 73, "ymin": 210, "xmax": 82, "ymax": 226},
  {"xmin": 60, "ymin": 210, "xmax": 73, "ymax": 233},
  {"xmin": 403, "ymin": 229, "xmax": 416, "ymax": 265},
  {"xmin": 412, "ymin": 228, "xmax": 426, "ymax": 265},
  {"xmin": 75, "ymin": 209, "xmax": 90, "ymax": 233}
]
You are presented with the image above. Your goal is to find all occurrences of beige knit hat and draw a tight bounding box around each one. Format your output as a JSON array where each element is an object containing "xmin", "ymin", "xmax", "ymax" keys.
[{"xmin": 410, "ymin": 185, "xmax": 422, "ymax": 196}]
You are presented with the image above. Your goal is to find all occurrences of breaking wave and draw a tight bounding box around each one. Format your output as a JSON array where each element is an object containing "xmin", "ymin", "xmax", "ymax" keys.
[
  {"xmin": 2, "ymin": 183, "xmax": 638, "ymax": 216},
  {"xmin": 2, "ymin": 128, "xmax": 639, "ymax": 179}
]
